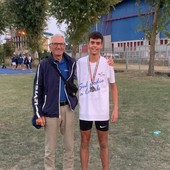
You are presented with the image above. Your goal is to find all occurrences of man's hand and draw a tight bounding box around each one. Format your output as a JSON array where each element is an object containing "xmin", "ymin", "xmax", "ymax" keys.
[
  {"xmin": 36, "ymin": 116, "xmax": 45, "ymax": 126},
  {"xmin": 110, "ymin": 110, "xmax": 118, "ymax": 123}
]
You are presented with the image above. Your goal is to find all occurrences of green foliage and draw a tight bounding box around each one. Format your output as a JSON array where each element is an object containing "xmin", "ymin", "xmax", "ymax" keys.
[
  {"xmin": 137, "ymin": 0, "xmax": 170, "ymax": 40},
  {"xmin": 1, "ymin": 0, "xmax": 125, "ymax": 54},
  {"xmin": 159, "ymin": 1, "xmax": 170, "ymax": 39},
  {"xmin": 0, "ymin": 41, "xmax": 14, "ymax": 63},
  {"xmin": 6, "ymin": 0, "xmax": 49, "ymax": 52},
  {"xmin": 0, "ymin": 44, "xmax": 4, "ymax": 63},
  {"xmin": 49, "ymin": 0, "xmax": 123, "ymax": 46},
  {"xmin": 39, "ymin": 50, "xmax": 50, "ymax": 60},
  {"xmin": 0, "ymin": 1, "xmax": 10, "ymax": 33},
  {"xmin": 3, "ymin": 41, "xmax": 15, "ymax": 57},
  {"xmin": 136, "ymin": 0, "xmax": 170, "ymax": 75}
]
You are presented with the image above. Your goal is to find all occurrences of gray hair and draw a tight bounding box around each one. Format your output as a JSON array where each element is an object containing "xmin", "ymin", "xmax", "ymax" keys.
[{"xmin": 49, "ymin": 34, "xmax": 65, "ymax": 44}]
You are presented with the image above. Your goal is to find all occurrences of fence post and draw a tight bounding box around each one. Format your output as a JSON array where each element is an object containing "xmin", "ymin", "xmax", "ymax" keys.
[
  {"xmin": 138, "ymin": 45, "xmax": 141, "ymax": 71},
  {"xmin": 167, "ymin": 45, "xmax": 170, "ymax": 70},
  {"xmin": 125, "ymin": 49, "xmax": 128, "ymax": 72}
]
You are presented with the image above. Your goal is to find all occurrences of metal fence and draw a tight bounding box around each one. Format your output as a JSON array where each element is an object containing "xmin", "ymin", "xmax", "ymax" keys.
[{"xmin": 75, "ymin": 45, "xmax": 170, "ymax": 73}]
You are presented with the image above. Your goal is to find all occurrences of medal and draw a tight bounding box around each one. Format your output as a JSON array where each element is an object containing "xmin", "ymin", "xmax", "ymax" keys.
[
  {"xmin": 90, "ymin": 86, "xmax": 96, "ymax": 92},
  {"xmin": 88, "ymin": 56, "xmax": 100, "ymax": 92}
]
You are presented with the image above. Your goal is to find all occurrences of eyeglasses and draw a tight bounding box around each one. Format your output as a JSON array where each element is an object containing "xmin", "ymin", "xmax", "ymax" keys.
[{"xmin": 50, "ymin": 43, "xmax": 65, "ymax": 47}]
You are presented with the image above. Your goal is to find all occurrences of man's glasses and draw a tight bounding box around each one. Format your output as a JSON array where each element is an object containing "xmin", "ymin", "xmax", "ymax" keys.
[{"xmin": 50, "ymin": 43, "xmax": 65, "ymax": 47}]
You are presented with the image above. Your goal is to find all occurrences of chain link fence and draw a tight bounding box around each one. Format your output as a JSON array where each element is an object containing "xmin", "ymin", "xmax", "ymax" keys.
[{"xmin": 75, "ymin": 45, "xmax": 170, "ymax": 73}]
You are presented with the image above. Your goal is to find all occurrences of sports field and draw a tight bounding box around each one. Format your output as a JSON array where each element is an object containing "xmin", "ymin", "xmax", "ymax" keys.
[{"xmin": 0, "ymin": 71, "xmax": 170, "ymax": 170}]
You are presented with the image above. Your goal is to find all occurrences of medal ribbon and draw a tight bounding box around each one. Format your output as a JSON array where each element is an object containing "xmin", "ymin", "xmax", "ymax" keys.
[{"xmin": 88, "ymin": 56, "xmax": 100, "ymax": 86}]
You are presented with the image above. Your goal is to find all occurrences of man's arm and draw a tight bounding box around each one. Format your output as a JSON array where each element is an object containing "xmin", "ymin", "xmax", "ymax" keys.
[
  {"xmin": 110, "ymin": 83, "xmax": 118, "ymax": 122},
  {"xmin": 32, "ymin": 63, "xmax": 45, "ymax": 126}
]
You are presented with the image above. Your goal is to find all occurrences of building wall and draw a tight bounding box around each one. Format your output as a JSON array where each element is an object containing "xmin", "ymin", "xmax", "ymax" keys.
[
  {"xmin": 10, "ymin": 30, "xmax": 52, "ymax": 55},
  {"xmin": 92, "ymin": 0, "xmax": 169, "ymax": 46},
  {"xmin": 41, "ymin": 36, "xmax": 50, "ymax": 52},
  {"xmin": 103, "ymin": 35, "xmax": 112, "ymax": 52},
  {"xmin": 88, "ymin": 0, "xmax": 170, "ymax": 61}
]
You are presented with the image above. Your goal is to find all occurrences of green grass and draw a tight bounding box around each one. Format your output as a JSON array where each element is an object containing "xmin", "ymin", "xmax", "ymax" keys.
[{"xmin": 0, "ymin": 72, "xmax": 170, "ymax": 170}]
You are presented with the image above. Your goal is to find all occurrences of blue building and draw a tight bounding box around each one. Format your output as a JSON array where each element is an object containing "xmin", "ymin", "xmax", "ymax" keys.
[{"xmin": 90, "ymin": 0, "xmax": 170, "ymax": 59}]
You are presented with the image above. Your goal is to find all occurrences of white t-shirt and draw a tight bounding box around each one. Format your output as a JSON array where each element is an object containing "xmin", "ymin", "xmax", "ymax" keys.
[{"xmin": 77, "ymin": 56, "xmax": 115, "ymax": 121}]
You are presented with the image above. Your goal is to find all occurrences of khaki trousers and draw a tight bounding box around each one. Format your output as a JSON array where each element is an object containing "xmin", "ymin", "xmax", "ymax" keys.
[{"xmin": 44, "ymin": 105, "xmax": 74, "ymax": 170}]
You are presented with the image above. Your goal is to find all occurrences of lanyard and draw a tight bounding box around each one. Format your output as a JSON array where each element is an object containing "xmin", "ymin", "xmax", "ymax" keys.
[{"xmin": 88, "ymin": 56, "xmax": 100, "ymax": 91}]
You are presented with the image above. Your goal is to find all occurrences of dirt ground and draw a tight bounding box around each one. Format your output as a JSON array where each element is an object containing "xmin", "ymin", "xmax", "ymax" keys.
[{"xmin": 115, "ymin": 63, "xmax": 170, "ymax": 73}]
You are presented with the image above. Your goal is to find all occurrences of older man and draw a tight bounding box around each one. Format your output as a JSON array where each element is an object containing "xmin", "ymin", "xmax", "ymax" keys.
[{"xmin": 32, "ymin": 34, "xmax": 78, "ymax": 170}]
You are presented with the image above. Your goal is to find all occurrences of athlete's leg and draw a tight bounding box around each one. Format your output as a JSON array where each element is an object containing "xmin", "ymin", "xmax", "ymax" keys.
[
  {"xmin": 96, "ymin": 121, "xmax": 109, "ymax": 170},
  {"xmin": 79, "ymin": 120, "xmax": 93, "ymax": 170}
]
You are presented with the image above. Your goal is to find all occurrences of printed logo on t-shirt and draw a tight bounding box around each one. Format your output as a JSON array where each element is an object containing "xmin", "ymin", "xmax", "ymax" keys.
[
  {"xmin": 98, "ymin": 72, "xmax": 105, "ymax": 76},
  {"xmin": 79, "ymin": 78, "xmax": 104, "ymax": 96}
]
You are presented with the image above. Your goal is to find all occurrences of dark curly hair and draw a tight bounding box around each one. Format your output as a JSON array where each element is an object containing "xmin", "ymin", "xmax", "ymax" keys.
[{"xmin": 88, "ymin": 31, "xmax": 103, "ymax": 43}]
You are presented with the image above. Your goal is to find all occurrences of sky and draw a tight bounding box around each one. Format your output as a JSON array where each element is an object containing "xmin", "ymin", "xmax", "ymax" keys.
[{"xmin": 45, "ymin": 17, "xmax": 67, "ymax": 35}]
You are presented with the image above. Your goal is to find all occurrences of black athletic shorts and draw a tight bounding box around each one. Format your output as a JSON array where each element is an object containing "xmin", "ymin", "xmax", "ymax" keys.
[{"xmin": 79, "ymin": 120, "xmax": 109, "ymax": 131}]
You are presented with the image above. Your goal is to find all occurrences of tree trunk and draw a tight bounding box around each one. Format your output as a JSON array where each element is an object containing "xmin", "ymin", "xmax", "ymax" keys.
[
  {"xmin": 148, "ymin": 0, "xmax": 161, "ymax": 76},
  {"xmin": 148, "ymin": 32, "xmax": 156, "ymax": 76},
  {"xmin": 71, "ymin": 44, "xmax": 78, "ymax": 59}
]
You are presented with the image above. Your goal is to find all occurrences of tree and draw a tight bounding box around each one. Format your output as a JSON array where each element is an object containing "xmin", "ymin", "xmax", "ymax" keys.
[
  {"xmin": 0, "ymin": 0, "xmax": 11, "ymax": 34},
  {"xmin": 3, "ymin": 41, "xmax": 15, "ymax": 57},
  {"xmin": 137, "ymin": 0, "xmax": 170, "ymax": 76},
  {"xmin": 49, "ymin": 0, "xmax": 123, "ymax": 57},
  {"xmin": 6, "ymin": 0, "xmax": 49, "ymax": 53},
  {"xmin": 0, "ymin": 41, "xmax": 14, "ymax": 64}
]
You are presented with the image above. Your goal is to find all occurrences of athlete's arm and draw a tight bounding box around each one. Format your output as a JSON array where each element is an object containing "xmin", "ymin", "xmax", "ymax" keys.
[{"xmin": 110, "ymin": 83, "xmax": 118, "ymax": 122}]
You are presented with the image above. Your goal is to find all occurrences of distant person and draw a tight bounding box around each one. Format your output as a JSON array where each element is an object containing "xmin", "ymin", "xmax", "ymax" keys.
[
  {"xmin": 28, "ymin": 55, "xmax": 32, "ymax": 69},
  {"xmin": 11, "ymin": 54, "xmax": 17, "ymax": 69},
  {"xmin": 17, "ymin": 54, "xmax": 23, "ymax": 69},
  {"xmin": 24, "ymin": 56, "xmax": 29, "ymax": 69},
  {"xmin": 1, "ymin": 62, "xmax": 6, "ymax": 69},
  {"xmin": 77, "ymin": 31, "xmax": 118, "ymax": 170},
  {"xmin": 15, "ymin": 55, "xmax": 18, "ymax": 69}
]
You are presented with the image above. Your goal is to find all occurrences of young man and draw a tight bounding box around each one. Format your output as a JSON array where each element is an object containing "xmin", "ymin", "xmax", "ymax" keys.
[
  {"xmin": 32, "ymin": 34, "xmax": 78, "ymax": 170},
  {"xmin": 77, "ymin": 31, "xmax": 118, "ymax": 170}
]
